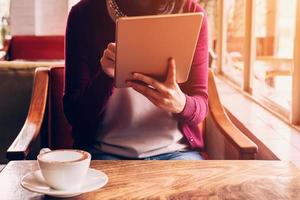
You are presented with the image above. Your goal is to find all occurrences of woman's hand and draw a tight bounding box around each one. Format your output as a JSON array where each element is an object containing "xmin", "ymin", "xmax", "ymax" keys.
[
  {"xmin": 100, "ymin": 42, "xmax": 116, "ymax": 78},
  {"xmin": 127, "ymin": 58, "xmax": 186, "ymax": 114}
]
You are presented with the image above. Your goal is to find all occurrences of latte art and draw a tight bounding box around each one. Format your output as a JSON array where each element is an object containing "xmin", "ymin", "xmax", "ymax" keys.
[{"xmin": 39, "ymin": 150, "xmax": 89, "ymax": 163}]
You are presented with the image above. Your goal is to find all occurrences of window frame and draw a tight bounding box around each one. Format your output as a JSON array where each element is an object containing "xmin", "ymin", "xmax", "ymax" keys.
[
  {"xmin": 216, "ymin": 0, "xmax": 300, "ymax": 126},
  {"xmin": 291, "ymin": 0, "xmax": 300, "ymax": 124}
]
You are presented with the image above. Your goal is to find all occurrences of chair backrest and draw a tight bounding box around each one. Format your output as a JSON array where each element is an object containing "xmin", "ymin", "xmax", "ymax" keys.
[
  {"xmin": 8, "ymin": 36, "xmax": 64, "ymax": 60},
  {"xmin": 47, "ymin": 67, "xmax": 205, "ymax": 150},
  {"xmin": 48, "ymin": 67, "xmax": 73, "ymax": 149}
]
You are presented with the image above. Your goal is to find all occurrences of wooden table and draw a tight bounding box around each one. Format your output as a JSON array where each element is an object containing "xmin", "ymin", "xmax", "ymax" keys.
[{"xmin": 0, "ymin": 161, "xmax": 299, "ymax": 200}]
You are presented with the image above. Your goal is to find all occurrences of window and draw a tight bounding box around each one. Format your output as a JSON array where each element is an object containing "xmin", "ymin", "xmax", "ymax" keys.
[
  {"xmin": 253, "ymin": 0, "xmax": 296, "ymax": 115},
  {"xmin": 0, "ymin": 0, "xmax": 10, "ymax": 48},
  {"xmin": 0, "ymin": 0, "xmax": 9, "ymax": 17},
  {"xmin": 214, "ymin": 0, "xmax": 300, "ymax": 125},
  {"xmin": 223, "ymin": 0, "xmax": 246, "ymax": 85}
]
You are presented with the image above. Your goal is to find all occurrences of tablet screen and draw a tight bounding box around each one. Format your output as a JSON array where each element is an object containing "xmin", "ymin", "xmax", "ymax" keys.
[{"xmin": 115, "ymin": 12, "xmax": 204, "ymax": 88}]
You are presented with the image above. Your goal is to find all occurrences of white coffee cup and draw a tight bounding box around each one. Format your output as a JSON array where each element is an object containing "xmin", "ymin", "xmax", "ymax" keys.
[{"xmin": 37, "ymin": 148, "xmax": 91, "ymax": 191}]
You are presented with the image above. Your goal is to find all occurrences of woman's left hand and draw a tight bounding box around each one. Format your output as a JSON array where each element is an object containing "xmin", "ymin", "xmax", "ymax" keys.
[{"xmin": 127, "ymin": 58, "xmax": 186, "ymax": 114}]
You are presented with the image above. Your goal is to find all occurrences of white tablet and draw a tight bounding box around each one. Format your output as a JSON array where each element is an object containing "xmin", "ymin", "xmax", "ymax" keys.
[{"xmin": 115, "ymin": 12, "xmax": 204, "ymax": 88}]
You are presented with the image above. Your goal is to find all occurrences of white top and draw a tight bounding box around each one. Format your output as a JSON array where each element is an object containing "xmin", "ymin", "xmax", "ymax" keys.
[{"xmin": 95, "ymin": 88, "xmax": 188, "ymax": 158}]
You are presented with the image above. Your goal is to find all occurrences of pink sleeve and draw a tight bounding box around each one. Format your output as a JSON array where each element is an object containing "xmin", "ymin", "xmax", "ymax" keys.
[{"xmin": 175, "ymin": 2, "xmax": 209, "ymax": 126}]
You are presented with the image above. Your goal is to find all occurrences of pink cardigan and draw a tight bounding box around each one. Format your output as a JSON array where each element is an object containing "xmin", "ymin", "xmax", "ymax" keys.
[{"xmin": 63, "ymin": 0, "xmax": 209, "ymax": 150}]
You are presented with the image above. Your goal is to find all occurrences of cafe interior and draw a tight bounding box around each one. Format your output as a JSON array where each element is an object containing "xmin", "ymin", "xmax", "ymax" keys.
[{"xmin": 0, "ymin": 0, "xmax": 300, "ymax": 199}]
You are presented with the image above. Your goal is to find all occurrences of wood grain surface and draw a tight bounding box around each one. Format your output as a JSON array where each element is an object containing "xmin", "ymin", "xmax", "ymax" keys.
[{"xmin": 0, "ymin": 160, "xmax": 299, "ymax": 200}]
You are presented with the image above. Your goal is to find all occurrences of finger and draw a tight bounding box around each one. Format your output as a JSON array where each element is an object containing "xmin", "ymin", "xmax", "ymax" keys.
[
  {"xmin": 147, "ymin": 96, "xmax": 163, "ymax": 109},
  {"xmin": 104, "ymin": 49, "xmax": 115, "ymax": 61},
  {"xmin": 166, "ymin": 58, "xmax": 176, "ymax": 84},
  {"xmin": 100, "ymin": 57, "xmax": 115, "ymax": 74},
  {"xmin": 108, "ymin": 42, "xmax": 116, "ymax": 53},
  {"xmin": 127, "ymin": 81, "xmax": 173, "ymax": 112},
  {"xmin": 127, "ymin": 81, "xmax": 162, "ymax": 101},
  {"xmin": 132, "ymin": 73, "xmax": 165, "ymax": 94},
  {"xmin": 147, "ymin": 96, "xmax": 171, "ymax": 112}
]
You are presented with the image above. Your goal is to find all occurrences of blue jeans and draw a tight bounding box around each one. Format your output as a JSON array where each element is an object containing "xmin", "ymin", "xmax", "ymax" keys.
[{"xmin": 89, "ymin": 148, "xmax": 203, "ymax": 160}]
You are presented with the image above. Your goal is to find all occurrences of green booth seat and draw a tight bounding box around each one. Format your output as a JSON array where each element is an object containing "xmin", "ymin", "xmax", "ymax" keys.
[{"xmin": 0, "ymin": 61, "xmax": 63, "ymax": 163}]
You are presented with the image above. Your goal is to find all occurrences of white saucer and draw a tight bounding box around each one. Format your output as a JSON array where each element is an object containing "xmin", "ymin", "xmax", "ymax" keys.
[{"xmin": 21, "ymin": 168, "xmax": 108, "ymax": 198}]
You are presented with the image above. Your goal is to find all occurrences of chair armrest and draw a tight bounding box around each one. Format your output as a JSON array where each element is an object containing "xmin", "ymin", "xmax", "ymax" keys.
[
  {"xmin": 6, "ymin": 68, "xmax": 49, "ymax": 160},
  {"xmin": 208, "ymin": 48, "xmax": 217, "ymax": 68},
  {"xmin": 207, "ymin": 69, "xmax": 258, "ymax": 159}
]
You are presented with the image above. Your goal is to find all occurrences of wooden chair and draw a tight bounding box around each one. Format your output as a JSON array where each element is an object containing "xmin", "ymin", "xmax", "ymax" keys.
[{"xmin": 6, "ymin": 67, "xmax": 258, "ymax": 160}]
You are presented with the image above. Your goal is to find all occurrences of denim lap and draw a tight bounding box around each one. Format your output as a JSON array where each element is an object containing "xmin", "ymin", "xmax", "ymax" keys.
[
  {"xmin": 90, "ymin": 148, "xmax": 203, "ymax": 160},
  {"xmin": 150, "ymin": 151, "xmax": 203, "ymax": 160}
]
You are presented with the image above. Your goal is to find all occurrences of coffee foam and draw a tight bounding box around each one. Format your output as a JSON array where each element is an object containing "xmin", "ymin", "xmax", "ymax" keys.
[{"xmin": 39, "ymin": 149, "xmax": 90, "ymax": 163}]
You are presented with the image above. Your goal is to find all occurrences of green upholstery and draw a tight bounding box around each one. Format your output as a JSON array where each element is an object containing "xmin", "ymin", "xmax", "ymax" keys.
[
  {"xmin": 0, "ymin": 61, "xmax": 63, "ymax": 163},
  {"xmin": 0, "ymin": 68, "xmax": 34, "ymax": 163}
]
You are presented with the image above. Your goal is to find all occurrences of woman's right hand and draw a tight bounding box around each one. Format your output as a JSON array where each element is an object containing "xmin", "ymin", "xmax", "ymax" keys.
[{"xmin": 100, "ymin": 42, "xmax": 116, "ymax": 78}]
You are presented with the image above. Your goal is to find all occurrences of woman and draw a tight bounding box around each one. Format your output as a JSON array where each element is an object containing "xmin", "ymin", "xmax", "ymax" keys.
[{"xmin": 64, "ymin": 0, "xmax": 209, "ymax": 160}]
